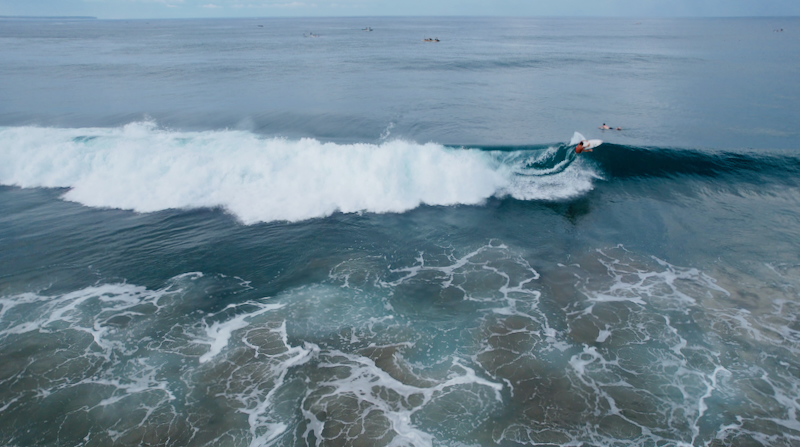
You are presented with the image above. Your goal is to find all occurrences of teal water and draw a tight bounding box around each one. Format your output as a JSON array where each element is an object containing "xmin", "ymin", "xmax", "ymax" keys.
[{"xmin": 1, "ymin": 16, "xmax": 800, "ymax": 447}]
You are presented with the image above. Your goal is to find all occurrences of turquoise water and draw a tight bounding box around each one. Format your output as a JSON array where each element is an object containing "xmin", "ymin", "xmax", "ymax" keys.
[{"xmin": 1, "ymin": 16, "xmax": 800, "ymax": 446}]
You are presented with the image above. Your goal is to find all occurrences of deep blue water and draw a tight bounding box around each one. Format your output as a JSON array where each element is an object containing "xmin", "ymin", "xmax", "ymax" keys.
[{"xmin": 1, "ymin": 16, "xmax": 800, "ymax": 447}]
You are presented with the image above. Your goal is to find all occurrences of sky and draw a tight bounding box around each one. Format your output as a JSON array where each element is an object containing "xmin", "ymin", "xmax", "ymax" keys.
[{"xmin": 0, "ymin": 0, "xmax": 798, "ymax": 19}]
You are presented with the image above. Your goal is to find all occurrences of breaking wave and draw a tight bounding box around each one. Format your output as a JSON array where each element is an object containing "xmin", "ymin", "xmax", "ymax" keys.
[{"xmin": 0, "ymin": 122, "xmax": 599, "ymax": 223}]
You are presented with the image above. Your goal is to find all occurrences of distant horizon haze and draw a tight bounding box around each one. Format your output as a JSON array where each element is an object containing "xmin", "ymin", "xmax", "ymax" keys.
[{"xmin": 1, "ymin": 0, "xmax": 799, "ymax": 20}]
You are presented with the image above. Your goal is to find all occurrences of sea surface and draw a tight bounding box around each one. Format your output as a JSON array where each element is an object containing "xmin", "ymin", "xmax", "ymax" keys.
[{"xmin": 1, "ymin": 16, "xmax": 800, "ymax": 447}]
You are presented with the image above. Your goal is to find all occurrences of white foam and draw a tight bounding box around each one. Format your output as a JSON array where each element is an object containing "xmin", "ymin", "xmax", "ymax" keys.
[
  {"xmin": 235, "ymin": 321, "xmax": 319, "ymax": 447},
  {"xmin": 304, "ymin": 352, "xmax": 502, "ymax": 447},
  {"xmin": 196, "ymin": 302, "xmax": 285, "ymax": 364},
  {"xmin": 575, "ymin": 248, "xmax": 730, "ymax": 309},
  {"xmin": 0, "ymin": 283, "xmax": 168, "ymax": 356},
  {"xmin": 0, "ymin": 123, "xmax": 598, "ymax": 223},
  {"xmin": 596, "ymin": 327, "xmax": 612, "ymax": 343}
]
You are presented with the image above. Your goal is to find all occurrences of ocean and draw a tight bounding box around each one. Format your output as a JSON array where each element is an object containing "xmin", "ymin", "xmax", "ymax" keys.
[{"xmin": 1, "ymin": 16, "xmax": 799, "ymax": 446}]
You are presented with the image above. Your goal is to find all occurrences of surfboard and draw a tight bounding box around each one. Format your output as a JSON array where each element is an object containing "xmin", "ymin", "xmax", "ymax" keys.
[
  {"xmin": 570, "ymin": 132, "xmax": 602, "ymax": 148},
  {"xmin": 583, "ymin": 139, "xmax": 603, "ymax": 150}
]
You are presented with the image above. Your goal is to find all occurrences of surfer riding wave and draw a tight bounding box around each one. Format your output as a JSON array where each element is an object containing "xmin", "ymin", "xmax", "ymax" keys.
[
  {"xmin": 570, "ymin": 132, "xmax": 601, "ymax": 155},
  {"xmin": 575, "ymin": 140, "xmax": 592, "ymax": 154}
]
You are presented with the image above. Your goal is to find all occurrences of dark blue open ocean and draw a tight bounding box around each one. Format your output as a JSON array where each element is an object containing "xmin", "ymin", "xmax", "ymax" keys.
[{"xmin": 1, "ymin": 16, "xmax": 800, "ymax": 446}]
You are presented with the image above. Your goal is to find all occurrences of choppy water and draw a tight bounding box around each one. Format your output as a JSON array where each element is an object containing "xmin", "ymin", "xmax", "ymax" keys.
[{"xmin": 1, "ymin": 16, "xmax": 800, "ymax": 447}]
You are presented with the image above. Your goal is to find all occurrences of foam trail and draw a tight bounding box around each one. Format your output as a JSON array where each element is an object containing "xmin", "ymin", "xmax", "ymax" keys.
[
  {"xmin": 196, "ymin": 301, "xmax": 285, "ymax": 364},
  {"xmin": 0, "ymin": 123, "xmax": 598, "ymax": 223}
]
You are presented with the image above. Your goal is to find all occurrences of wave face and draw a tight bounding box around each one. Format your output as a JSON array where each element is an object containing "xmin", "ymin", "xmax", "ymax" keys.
[
  {"xmin": 590, "ymin": 144, "xmax": 800, "ymax": 182},
  {"xmin": 0, "ymin": 123, "xmax": 599, "ymax": 223}
]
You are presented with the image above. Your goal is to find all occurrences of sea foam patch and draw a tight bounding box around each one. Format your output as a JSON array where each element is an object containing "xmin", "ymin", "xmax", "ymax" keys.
[
  {"xmin": 3, "ymin": 243, "xmax": 800, "ymax": 446},
  {"xmin": 542, "ymin": 248, "xmax": 800, "ymax": 446},
  {"xmin": 0, "ymin": 261, "xmax": 512, "ymax": 447},
  {"xmin": 0, "ymin": 122, "xmax": 597, "ymax": 223}
]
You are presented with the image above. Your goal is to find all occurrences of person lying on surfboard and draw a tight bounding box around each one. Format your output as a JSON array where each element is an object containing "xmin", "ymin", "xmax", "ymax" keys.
[{"xmin": 575, "ymin": 140, "xmax": 592, "ymax": 153}]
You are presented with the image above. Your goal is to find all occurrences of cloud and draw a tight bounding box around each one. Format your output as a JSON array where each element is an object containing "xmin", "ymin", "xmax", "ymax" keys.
[
  {"xmin": 131, "ymin": 0, "xmax": 185, "ymax": 7},
  {"xmin": 272, "ymin": 2, "xmax": 314, "ymax": 7},
  {"xmin": 201, "ymin": 3, "xmax": 220, "ymax": 7},
  {"xmin": 230, "ymin": 1, "xmax": 316, "ymax": 8},
  {"xmin": 329, "ymin": 3, "xmax": 361, "ymax": 8}
]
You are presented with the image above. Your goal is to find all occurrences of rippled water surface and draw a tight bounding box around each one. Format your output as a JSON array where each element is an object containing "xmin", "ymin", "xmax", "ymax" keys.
[{"xmin": 1, "ymin": 16, "xmax": 800, "ymax": 447}]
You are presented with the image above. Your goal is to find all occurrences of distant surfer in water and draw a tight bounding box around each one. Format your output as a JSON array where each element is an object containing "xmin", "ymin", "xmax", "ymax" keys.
[
  {"xmin": 575, "ymin": 140, "xmax": 592, "ymax": 154},
  {"xmin": 599, "ymin": 123, "xmax": 611, "ymax": 130}
]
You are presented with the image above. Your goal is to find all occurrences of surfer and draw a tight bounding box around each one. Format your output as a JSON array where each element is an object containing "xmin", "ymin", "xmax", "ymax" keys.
[
  {"xmin": 575, "ymin": 140, "xmax": 592, "ymax": 154},
  {"xmin": 599, "ymin": 123, "xmax": 611, "ymax": 130}
]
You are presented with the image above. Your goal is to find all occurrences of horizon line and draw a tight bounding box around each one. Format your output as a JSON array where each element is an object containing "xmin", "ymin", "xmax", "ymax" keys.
[{"xmin": 2, "ymin": 14, "xmax": 797, "ymax": 21}]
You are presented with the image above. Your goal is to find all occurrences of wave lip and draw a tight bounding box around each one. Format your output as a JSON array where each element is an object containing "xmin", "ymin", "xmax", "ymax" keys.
[{"xmin": 0, "ymin": 122, "xmax": 598, "ymax": 223}]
